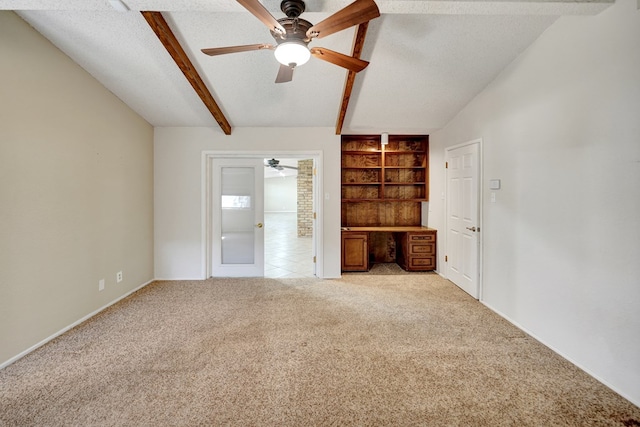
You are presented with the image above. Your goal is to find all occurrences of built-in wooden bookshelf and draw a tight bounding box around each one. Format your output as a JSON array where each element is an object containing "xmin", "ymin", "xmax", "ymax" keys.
[
  {"xmin": 341, "ymin": 134, "xmax": 429, "ymax": 227},
  {"xmin": 340, "ymin": 134, "xmax": 435, "ymax": 272}
]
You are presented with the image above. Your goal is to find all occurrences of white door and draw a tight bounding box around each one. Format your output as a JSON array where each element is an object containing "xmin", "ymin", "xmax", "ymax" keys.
[
  {"xmin": 211, "ymin": 158, "xmax": 264, "ymax": 277},
  {"xmin": 446, "ymin": 141, "xmax": 480, "ymax": 298},
  {"xmin": 311, "ymin": 158, "xmax": 318, "ymax": 277}
]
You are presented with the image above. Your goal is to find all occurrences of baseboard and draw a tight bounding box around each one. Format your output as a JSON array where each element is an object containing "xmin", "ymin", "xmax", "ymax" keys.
[
  {"xmin": 481, "ymin": 301, "xmax": 640, "ymax": 408},
  {"xmin": 0, "ymin": 279, "xmax": 155, "ymax": 371}
]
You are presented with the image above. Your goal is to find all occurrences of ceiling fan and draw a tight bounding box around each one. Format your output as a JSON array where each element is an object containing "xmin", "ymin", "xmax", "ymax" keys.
[
  {"xmin": 265, "ymin": 158, "xmax": 298, "ymax": 170},
  {"xmin": 201, "ymin": 0, "xmax": 380, "ymax": 83}
]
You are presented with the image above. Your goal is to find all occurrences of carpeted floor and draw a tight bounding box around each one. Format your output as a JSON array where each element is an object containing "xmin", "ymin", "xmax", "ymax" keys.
[
  {"xmin": 345, "ymin": 262, "xmax": 425, "ymax": 275},
  {"xmin": 1, "ymin": 274, "xmax": 638, "ymax": 426}
]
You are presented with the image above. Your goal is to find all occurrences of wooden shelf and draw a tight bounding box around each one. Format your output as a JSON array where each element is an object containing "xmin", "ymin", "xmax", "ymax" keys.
[
  {"xmin": 341, "ymin": 135, "xmax": 433, "ymax": 272},
  {"xmin": 342, "ymin": 182, "xmax": 382, "ymax": 185},
  {"xmin": 384, "ymin": 152, "xmax": 426, "ymax": 156},
  {"xmin": 341, "ymin": 138, "xmax": 428, "ymax": 184},
  {"xmin": 341, "ymin": 134, "xmax": 429, "ymax": 228},
  {"xmin": 342, "ymin": 199, "xmax": 427, "ymax": 202}
]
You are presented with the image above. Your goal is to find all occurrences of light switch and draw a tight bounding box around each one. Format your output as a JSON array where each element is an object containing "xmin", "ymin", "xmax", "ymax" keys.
[{"xmin": 489, "ymin": 179, "xmax": 501, "ymax": 190}]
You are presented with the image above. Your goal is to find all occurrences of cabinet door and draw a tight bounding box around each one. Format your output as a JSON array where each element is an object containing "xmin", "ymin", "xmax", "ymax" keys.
[{"xmin": 341, "ymin": 232, "xmax": 369, "ymax": 271}]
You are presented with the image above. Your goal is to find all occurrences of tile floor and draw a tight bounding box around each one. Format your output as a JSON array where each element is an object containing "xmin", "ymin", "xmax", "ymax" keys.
[{"xmin": 264, "ymin": 212, "xmax": 315, "ymax": 278}]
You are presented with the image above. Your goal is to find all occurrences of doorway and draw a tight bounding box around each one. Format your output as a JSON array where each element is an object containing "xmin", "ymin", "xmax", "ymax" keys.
[
  {"xmin": 264, "ymin": 158, "xmax": 315, "ymax": 278},
  {"xmin": 203, "ymin": 151, "xmax": 322, "ymax": 278},
  {"xmin": 445, "ymin": 139, "xmax": 482, "ymax": 299}
]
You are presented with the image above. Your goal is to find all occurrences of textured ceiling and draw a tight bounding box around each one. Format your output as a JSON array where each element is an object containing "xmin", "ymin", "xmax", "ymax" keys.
[{"xmin": 2, "ymin": 0, "xmax": 612, "ymax": 135}]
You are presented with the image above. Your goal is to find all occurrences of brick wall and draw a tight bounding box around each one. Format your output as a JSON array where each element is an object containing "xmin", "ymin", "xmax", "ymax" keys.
[{"xmin": 297, "ymin": 159, "xmax": 313, "ymax": 237}]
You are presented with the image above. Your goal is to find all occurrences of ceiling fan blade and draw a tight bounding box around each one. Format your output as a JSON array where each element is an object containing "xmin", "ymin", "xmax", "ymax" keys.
[
  {"xmin": 306, "ymin": 0, "xmax": 380, "ymax": 40},
  {"xmin": 275, "ymin": 64, "xmax": 294, "ymax": 83},
  {"xmin": 236, "ymin": 0, "xmax": 286, "ymax": 35},
  {"xmin": 201, "ymin": 43, "xmax": 274, "ymax": 56},
  {"xmin": 310, "ymin": 47, "xmax": 369, "ymax": 72}
]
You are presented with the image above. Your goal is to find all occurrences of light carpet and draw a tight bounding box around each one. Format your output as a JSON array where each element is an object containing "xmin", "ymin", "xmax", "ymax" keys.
[{"xmin": 1, "ymin": 274, "xmax": 638, "ymax": 426}]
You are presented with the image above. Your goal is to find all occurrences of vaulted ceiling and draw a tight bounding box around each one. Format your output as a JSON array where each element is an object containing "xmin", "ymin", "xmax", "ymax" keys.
[{"xmin": 2, "ymin": 0, "xmax": 612, "ymax": 135}]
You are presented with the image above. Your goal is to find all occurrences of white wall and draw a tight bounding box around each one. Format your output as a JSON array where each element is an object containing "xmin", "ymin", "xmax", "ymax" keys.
[
  {"xmin": 265, "ymin": 176, "xmax": 297, "ymax": 212},
  {"xmin": 429, "ymin": 0, "xmax": 640, "ymax": 405},
  {"xmin": 154, "ymin": 127, "xmax": 341, "ymax": 279},
  {"xmin": 0, "ymin": 12, "xmax": 154, "ymax": 367}
]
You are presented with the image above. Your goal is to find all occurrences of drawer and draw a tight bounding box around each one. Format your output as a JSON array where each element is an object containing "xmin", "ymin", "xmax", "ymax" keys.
[
  {"xmin": 409, "ymin": 257, "xmax": 435, "ymax": 269},
  {"xmin": 409, "ymin": 234, "xmax": 435, "ymax": 242},
  {"xmin": 409, "ymin": 243, "xmax": 435, "ymax": 256}
]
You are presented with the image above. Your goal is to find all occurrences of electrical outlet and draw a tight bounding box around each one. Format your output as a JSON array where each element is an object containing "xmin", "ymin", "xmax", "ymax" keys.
[
  {"xmin": 116, "ymin": 271, "xmax": 123, "ymax": 283},
  {"xmin": 99, "ymin": 279, "xmax": 105, "ymax": 291}
]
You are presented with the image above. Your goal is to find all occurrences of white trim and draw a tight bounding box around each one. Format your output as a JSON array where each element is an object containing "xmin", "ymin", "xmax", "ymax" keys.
[
  {"xmin": 477, "ymin": 140, "xmax": 484, "ymax": 301},
  {"xmin": 313, "ymin": 156, "xmax": 324, "ymax": 278},
  {"xmin": 481, "ymin": 301, "xmax": 640, "ymax": 407},
  {"xmin": 201, "ymin": 150, "xmax": 324, "ymax": 279},
  {"xmin": 201, "ymin": 152, "xmax": 210, "ymax": 279},
  {"xmin": 0, "ymin": 279, "xmax": 155, "ymax": 370}
]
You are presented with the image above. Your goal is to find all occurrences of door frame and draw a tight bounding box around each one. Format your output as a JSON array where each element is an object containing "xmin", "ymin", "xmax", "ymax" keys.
[
  {"xmin": 444, "ymin": 139, "xmax": 483, "ymax": 300},
  {"xmin": 202, "ymin": 150, "xmax": 323, "ymax": 279}
]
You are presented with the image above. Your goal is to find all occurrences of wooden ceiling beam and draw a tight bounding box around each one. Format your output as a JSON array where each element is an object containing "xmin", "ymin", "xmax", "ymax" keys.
[
  {"xmin": 335, "ymin": 22, "xmax": 369, "ymax": 135},
  {"xmin": 141, "ymin": 11, "xmax": 232, "ymax": 135}
]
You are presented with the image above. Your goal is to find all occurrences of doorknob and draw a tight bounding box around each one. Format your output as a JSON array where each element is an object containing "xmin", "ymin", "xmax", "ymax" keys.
[
  {"xmin": 466, "ymin": 226, "xmax": 477, "ymax": 232},
  {"xmin": 256, "ymin": 223, "xmax": 263, "ymax": 228}
]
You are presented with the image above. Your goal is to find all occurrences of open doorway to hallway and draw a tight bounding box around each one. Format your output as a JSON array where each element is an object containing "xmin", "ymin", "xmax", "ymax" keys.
[{"xmin": 263, "ymin": 158, "xmax": 315, "ymax": 278}]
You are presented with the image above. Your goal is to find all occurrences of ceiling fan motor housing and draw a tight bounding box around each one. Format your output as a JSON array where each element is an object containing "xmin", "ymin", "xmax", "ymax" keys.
[
  {"xmin": 281, "ymin": 0, "xmax": 306, "ymax": 18},
  {"xmin": 270, "ymin": 0, "xmax": 312, "ymax": 44},
  {"xmin": 271, "ymin": 18, "xmax": 313, "ymax": 43}
]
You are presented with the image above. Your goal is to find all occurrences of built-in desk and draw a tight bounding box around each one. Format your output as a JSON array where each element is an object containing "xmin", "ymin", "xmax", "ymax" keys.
[{"xmin": 341, "ymin": 226, "xmax": 437, "ymax": 272}]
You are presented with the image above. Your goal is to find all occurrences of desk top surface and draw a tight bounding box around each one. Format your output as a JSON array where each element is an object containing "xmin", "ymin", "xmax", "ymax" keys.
[{"xmin": 341, "ymin": 226, "xmax": 437, "ymax": 232}]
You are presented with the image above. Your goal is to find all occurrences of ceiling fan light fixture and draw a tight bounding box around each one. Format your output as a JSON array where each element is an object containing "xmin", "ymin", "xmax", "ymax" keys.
[{"xmin": 274, "ymin": 41, "xmax": 310, "ymax": 67}]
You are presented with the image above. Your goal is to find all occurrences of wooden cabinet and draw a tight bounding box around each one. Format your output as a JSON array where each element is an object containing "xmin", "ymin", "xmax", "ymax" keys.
[
  {"xmin": 341, "ymin": 232, "xmax": 369, "ymax": 272},
  {"xmin": 397, "ymin": 230, "xmax": 437, "ymax": 271},
  {"xmin": 341, "ymin": 227, "xmax": 437, "ymax": 273},
  {"xmin": 341, "ymin": 134, "xmax": 435, "ymax": 273},
  {"xmin": 341, "ymin": 135, "xmax": 429, "ymax": 227}
]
